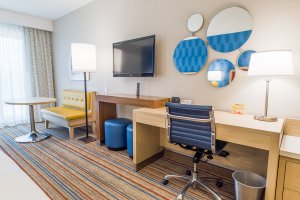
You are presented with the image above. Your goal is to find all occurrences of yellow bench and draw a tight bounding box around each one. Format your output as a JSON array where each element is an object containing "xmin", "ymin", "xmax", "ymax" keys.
[{"xmin": 41, "ymin": 90, "xmax": 96, "ymax": 139}]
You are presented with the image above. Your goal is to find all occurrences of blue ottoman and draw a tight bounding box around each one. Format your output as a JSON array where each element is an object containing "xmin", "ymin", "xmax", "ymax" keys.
[
  {"xmin": 105, "ymin": 118, "xmax": 132, "ymax": 150},
  {"xmin": 127, "ymin": 124, "xmax": 133, "ymax": 159}
]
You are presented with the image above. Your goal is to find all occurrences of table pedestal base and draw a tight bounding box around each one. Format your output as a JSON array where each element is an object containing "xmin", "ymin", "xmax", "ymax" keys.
[{"xmin": 15, "ymin": 132, "xmax": 51, "ymax": 143}]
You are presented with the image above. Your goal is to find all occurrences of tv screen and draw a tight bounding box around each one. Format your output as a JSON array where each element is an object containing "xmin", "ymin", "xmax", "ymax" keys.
[{"xmin": 113, "ymin": 35, "xmax": 155, "ymax": 77}]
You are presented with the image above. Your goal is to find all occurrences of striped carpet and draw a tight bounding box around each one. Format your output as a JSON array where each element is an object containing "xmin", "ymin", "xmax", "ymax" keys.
[{"xmin": 0, "ymin": 123, "xmax": 235, "ymax": 200}]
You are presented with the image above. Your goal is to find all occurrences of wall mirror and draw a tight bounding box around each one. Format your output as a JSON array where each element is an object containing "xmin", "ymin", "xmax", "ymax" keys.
[
  {"xmin": 173, "ymin": 36, "xmax": 208, "ymax": 74},
  {"xmin": 187, "ymin": 14, "xmax": 204, "ymax": 34},
  {"xmin": 237, "ymin": 50, "xmax": 256, "ymax": 71},
  {"xmin": 207, "ymin": 7, "xmax": 253, "ymax": 53},
  {"xmin": 207, "ymin": 59, "xmax": 235, "ymax": 87}
]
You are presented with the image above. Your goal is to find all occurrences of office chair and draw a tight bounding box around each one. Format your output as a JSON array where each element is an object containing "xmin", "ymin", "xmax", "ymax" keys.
[{"xmin": 162, "ymin": 103, "xmax": 228, "ymax": 200}]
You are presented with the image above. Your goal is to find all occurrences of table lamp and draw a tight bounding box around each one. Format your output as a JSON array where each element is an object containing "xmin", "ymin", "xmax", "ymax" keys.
[
  {"xmin": 248, "ymin": 50, "xmax": 293, "ymax": 122},
  {"xmin": 71, "ymin": 43, "xmax": 96, "ymax": 143}
]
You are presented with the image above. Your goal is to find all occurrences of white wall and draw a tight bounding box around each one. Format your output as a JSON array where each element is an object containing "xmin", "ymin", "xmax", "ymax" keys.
[
  {"xmin": 0, "ymin": 8, "xmax": 53, "ymax": 31},
  {"xmin": 53, "ymin": 0, "xmax": 300, "ymax": 119}
]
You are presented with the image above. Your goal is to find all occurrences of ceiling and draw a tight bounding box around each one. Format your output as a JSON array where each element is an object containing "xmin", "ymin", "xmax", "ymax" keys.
[{"xmin": 0, "ymin": 0, "xmax": 94, "ymax": 20}]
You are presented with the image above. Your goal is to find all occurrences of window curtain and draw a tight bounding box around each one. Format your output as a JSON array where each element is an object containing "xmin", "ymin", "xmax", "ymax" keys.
[
  {"xmin": 0, "ymin": 24, "xmax": 55, "ymax": 128},
  {"xmin": 24, "ymin": 27, "xmax": 55, "ymax": 122},
  {"xmin": 0, "ymin": 24, "xmax": 31, "ymax": 127}
]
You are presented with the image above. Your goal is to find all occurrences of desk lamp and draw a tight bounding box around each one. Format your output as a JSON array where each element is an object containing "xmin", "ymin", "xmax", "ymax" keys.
[
  {"xmin": 71, "ymin": 43, "xmax": 96, "ymax": 143},
  {"xmin": 248, "ymin": 50, "xmax": 293, "ymax": 122}
]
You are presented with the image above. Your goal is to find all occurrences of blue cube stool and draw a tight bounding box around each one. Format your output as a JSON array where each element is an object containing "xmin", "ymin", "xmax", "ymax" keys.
[
  {"xmin": 127, "ymin": 124, "xmax": 133, "ymax": 159},
  {"xmin": 105, "ymin": 118, "xmax": 132, "ymax": 151}
]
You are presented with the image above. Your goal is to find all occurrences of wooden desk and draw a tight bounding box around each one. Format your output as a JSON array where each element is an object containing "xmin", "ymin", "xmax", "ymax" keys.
[
  {"xmin": 95, "ymin": 94, "xmax": 169, "ymax": 142},
  {"xmin": 133, "ymin": 107, "xmax": 284, "ymax": 200}
]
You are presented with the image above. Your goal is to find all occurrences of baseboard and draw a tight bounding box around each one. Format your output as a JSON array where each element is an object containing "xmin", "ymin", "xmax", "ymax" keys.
[{"xmin": 134, "ymin": 150, "xmax": 164, "ymax": 172}]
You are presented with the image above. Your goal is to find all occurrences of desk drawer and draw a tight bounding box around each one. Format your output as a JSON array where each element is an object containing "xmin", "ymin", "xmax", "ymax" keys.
[
  {"xmin": 284, "ymin": 162, "xmax": 300, "ymax": 193},
  {"xmin": 135, "ymin": 112, "xmax": 167, "ymax": 128},
  {"xmin": 283, "ymin": 189, "xmax": 300, "ymax": 200}
]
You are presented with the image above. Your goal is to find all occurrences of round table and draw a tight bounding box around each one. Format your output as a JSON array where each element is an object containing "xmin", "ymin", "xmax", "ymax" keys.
[{"xmin": 5, "ymin": 97, "xmax": 57, "ymax": 143}]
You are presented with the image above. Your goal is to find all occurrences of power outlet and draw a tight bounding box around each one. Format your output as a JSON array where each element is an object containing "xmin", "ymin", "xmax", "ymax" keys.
[{"xmin": 181, "ymin": 99, "xmax": 192, "ymax": 105}]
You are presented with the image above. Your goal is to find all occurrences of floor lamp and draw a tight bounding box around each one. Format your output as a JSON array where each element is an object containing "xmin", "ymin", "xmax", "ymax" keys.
[
  {"xmin": 71, "ymin": 43, "xmax": 97, "ymax": 143},
  {"xmin": 248, "ymin": 50, "xmax": 293, "ymax": 122}
]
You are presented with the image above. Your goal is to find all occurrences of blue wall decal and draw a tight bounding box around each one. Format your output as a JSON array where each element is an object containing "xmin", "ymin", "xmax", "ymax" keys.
[
  {"xmin": 207, "ymin": 30, "xmax": 252, "ymax": 53},
  {"xmin": 207, "ymin": 59, "xmax": 235, "ymax": 88},
  {"xmin": 237, "ymin": 50, "xmax": 256, "ymax": 71},
  {"xmin": 173, "ymin": 37, "xmax": 208, "ymax": 74}
]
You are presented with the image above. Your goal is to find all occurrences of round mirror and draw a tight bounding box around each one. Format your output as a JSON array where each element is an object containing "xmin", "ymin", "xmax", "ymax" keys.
[
  {"xmin": 207, "ymin": 7, "xmax": 253, "ymax": 53},
  {"xmin": 173, "ymin": 37, "xmax": 208, "ymax": 74},
  {"xmin": 207, "ymin": 59, "xmax": 235, "ymax": 87},
  {"xmin": 237, "ymin": 50, "xmax": 256, "ymax": 71},
  {"xmin": 187, "ymin": 14, "xmax": 204, "ymax": 33}
]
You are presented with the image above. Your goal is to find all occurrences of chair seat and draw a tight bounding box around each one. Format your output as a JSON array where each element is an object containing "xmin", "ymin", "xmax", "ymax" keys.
[{"xmin": 42, "ymin": 106, "xmax": 91, "ymax": 121}]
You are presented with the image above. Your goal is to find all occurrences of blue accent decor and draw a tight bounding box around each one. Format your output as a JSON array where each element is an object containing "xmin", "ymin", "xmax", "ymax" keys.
[
  {"xmin": 126, "ymin": 124, "xmax": 133, "ymax": 158},
  {"xmin": 238, "ymin": 50, "xmax": 256, "ymax": 71},
  {"xmin": 208, "ymin": 59, "xmax": 235, "ymax": 88},
  {"xmin": 207, "ymin": 30, "xmax": 252, "ymax": 53},
  {"xmin": 173, "ymin": 37, "xmax": 208, "ymax": 74},
  {"xmin": 105, "ymin": 118, "xmax": 132, "ymax": 150}
]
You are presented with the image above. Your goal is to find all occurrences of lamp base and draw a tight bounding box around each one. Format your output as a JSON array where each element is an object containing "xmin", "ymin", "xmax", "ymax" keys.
[
  {"xmin": 253, "ymin": 115, "xmax": 278, "ymax": 122},
  {"xmin": 78, "ymin": 136, "xmax": 96, "ymax": 143}
]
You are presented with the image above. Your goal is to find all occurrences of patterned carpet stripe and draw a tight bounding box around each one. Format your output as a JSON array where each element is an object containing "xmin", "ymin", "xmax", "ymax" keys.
[
  {"xmin": 5, "ymin": 127, "xmax": 158, "ymax": 200},
  {"xmin": 45, "ymin": 136, "xmax": 172, "ymax": 199},
  {"xmin": 0, "ymin": 123, "xmax": 235, "ymax": 200},
  {"xmin": 0, "ymin": 135, "xmax": 65, "ymax": 199}
]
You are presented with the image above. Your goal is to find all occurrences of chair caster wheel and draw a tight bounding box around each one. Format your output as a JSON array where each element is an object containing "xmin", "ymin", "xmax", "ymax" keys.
[
  {"xmin": 186, "ymin": 170, "xmax": 192, "ymax": 176},
  {"xmin": 176, "ymin": 194, "xmax": 183, "ymax": 200},
  {"xmin": 162, "ymin": 179, "xmax": 169, "ymax": 185},
  {"xmin": 216, "ymin": 179, "xmax": 223, "ymax": 188}
]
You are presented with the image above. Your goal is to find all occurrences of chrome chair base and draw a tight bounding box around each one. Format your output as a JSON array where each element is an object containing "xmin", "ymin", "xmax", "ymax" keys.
[
  {"xmin": 15, "ymin": 131, "xmax": 51, "ymax": 143},
  {"xmin": 162, "ymin": 165, "xmax": 222, "ymax": 200}
]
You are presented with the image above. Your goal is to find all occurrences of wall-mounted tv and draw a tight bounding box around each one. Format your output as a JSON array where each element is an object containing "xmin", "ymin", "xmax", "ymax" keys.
[{"xmin": 113, "ymin": 35, "xmax": 155, "ymax": 77}]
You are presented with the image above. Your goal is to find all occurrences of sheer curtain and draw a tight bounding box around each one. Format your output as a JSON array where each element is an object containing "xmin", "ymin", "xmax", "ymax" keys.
[{"xmin": 0, "ymin": 24, "xmax": 32, "ymax": 127}]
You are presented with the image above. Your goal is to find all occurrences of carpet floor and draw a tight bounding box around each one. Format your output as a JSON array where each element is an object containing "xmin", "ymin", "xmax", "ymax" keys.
[{"xmin": 0, "ymin": 123, "xmax": 235, "ymax": 200}]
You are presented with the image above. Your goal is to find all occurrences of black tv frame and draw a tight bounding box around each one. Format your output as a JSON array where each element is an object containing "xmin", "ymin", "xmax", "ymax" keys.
[{"xmin": 113, "ymin": 35, "xmax": 155, "ymax": 77}]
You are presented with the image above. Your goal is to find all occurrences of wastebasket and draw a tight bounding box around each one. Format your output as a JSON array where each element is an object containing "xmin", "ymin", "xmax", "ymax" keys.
[{"xmin": 232, "ymin": 171, "xmax": 266, "ymax": 200}]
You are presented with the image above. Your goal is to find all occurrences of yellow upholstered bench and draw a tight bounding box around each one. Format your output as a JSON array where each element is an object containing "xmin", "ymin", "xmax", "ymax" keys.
[{"xmin": 41, "ymin": 90, "xmax": 96, "ymax": 139}]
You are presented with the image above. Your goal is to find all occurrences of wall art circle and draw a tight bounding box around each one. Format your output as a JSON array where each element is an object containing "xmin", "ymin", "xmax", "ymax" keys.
[
  {"xmin": 207, "ymin": 7, "xmax": 253, "ymax": 53},
  {"xmin": 187, "ymin": 14, "xmax": 204, "ymax": 33},
  {"xmin": 237, "ymin": 50, "xmax": 256, "ymax": 71},
  {"xmin": 173, "ymin": 36, "xmax": 208, "ymax": 74},
  {"xmin": 207, "ymin": 59, "xmax": 236, "ymax": 88}
]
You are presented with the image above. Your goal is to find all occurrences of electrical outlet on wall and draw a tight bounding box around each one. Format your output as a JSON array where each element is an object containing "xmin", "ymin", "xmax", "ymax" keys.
[{"xmin": 181, "ymin": 99, "xmax": 192, "ymax": 105}]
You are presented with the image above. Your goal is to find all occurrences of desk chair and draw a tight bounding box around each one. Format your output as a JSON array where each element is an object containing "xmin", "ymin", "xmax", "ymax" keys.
[{"xmin": 162, "ymin": 103, "xmax": 228, "ymax": 200}]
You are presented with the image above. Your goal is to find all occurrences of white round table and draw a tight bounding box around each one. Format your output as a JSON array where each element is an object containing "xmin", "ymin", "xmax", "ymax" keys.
[{"xmin": 5, "ymin": 97, "xmax": 57, "ymax": 143}]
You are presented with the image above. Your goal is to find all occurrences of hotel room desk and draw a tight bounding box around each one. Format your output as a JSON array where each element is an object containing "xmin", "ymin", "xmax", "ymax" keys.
[{"xmin": 133, "ymin": 107, "xmax": 284, "ymax": 200}]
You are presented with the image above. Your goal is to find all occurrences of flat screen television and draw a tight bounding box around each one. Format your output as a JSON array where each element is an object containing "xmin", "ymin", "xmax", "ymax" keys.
[{"xmin": 113, "ymin": 35, "xmax": 155, "ymax": 77}]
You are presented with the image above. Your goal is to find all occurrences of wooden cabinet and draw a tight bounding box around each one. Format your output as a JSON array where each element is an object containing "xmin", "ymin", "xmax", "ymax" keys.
[
  {"xmin": 283, "ymin": 189, "xmax": 300, "ymax": 200},
  {"xmin": 276, "ymin": 156, "xmax": 300, "ymax": 200}
]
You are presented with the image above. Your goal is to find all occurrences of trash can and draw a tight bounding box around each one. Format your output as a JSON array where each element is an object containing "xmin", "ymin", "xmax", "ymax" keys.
[{"xmin": 232, "ymin": 171, "xmax": 266, "ymax": 200}]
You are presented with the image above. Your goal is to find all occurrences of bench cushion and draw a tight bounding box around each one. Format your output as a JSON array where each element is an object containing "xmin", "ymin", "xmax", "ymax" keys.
[{"xmin": 42, "ymin": 106, "xmax": 91, "ymax": 120}]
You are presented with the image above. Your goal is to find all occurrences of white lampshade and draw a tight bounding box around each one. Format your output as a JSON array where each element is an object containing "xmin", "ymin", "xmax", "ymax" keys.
[
  {"xmin": 71, "ymin": 43, "xmax": 96, "ymax": 72},
  {"xmin": 248, "ymin": 50, "xmax": 293, "ymax": 76}
]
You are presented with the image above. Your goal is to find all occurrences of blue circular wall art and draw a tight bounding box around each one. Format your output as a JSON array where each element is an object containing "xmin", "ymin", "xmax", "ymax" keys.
[
  {"xmin": 237, "ymin": 50, "xmax": 256, "ymax": 71},
  {"xmin": 173, "ymin": 37, "xmax": 208, "ymax": 74},
  {"xmin": 207, "ymin": 7, "xmax": 253, "ymax": 53},
  {"xmin": 207, "ymin": 59, "xmax": 236, "ymax": 88}
]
